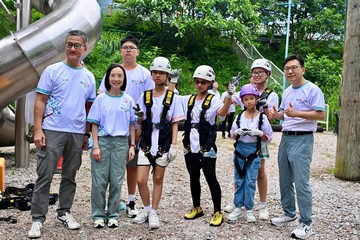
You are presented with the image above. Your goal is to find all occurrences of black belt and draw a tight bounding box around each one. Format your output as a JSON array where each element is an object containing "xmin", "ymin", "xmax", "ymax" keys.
[{"xmin": 282, "ymin": 131, "xmax": 313, "ymax": 135}]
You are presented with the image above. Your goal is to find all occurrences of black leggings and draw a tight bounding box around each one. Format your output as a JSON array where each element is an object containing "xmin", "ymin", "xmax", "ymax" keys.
[
  {"xmin": 221, "ymin": 112, "xmax": 235, "ymax": 135},
  {"xmin": 185, "ymin": 153, "xmax": 221, "ymax": 213}
]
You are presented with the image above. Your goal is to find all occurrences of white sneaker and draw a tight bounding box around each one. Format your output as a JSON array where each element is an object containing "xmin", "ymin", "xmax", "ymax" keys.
[
  {"xmin": 93, "ymin": 219, "xmax": 105, "ymax": 229},
  {"xmin": 223, "ymin": 203, "xmax": 235, "ymax": 213},
  {"xmin": 227, "ymin": 207, "xmax": 244, "ymax": 221},
  {"xmin": 258, "ymin": 206, "xmax": 269, "ymax": 220},
  {"xmin": 271, "ymin": 215, "xmax": 297, "ymax": 227},
  {"xmin": 246, "ymin": 210, "xmax": 256, "ymax": 222},
  {"xmin": 56, "ymin": 212, "xmax": 81, "ymax": 230},
  {"xmin": 148, "ymin": 211, "xmax": 160, "ymax": 229},
  {"xmin": 133, "ymin": 209, "xmax": 149, "ymax": 224},
  {"xmin": 126, "ymin": 200, "xmax": 139, "ymax": 218},
  {"xmin": 107, "ymin": 219, "xmax": 118, "ymax": 228},
  {"xmin": 28, "ymin": 221, "xmax": 43, "ymax": 239},
  {"xmin": 291, "ymin": 223, "xmax": 313, "ymax": 239}
]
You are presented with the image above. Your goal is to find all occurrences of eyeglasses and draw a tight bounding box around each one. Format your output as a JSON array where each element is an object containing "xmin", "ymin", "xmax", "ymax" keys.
[
  {"xmin": 251, "ymin": 71, "xmax": 265, "ymax": 76},
  {"xmin": 284, "ymin": 65, "xmax": 300, "ymax": 72},
  {"xmin": 65, "ymin": 42, "xmax": 84, "ymax": 50},
  {"xmin": 120, "ymin": 46, "xmax": 138, "ymax": 51},
  {"xmin": 194, "ymin": 80, "xmax": 208, "ymax": 85}
]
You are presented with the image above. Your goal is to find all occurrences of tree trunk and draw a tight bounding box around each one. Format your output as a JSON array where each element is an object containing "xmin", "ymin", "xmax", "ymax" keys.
[{"xmin": 334, "ymin": 0, "xmax": 360, "ymax": 181}]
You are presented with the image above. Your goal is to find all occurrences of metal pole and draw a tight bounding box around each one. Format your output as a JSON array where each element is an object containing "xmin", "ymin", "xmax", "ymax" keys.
[
  {"xmin": 283, "ymin": 0, "xmax": 292, "ymax": 94},
  {"xmin": 15, "ymin": 0, "xmax": 31, "ymax": 168},
  {"xmin": 0, "ymin": 0, "xmax": 15, "ymax": 21}
]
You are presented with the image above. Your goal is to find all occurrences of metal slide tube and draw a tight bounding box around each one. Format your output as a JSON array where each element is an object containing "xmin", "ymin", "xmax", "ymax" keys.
[{"xmin": 0, "ymin": 0, "xmax": 102, "ymax": 146}]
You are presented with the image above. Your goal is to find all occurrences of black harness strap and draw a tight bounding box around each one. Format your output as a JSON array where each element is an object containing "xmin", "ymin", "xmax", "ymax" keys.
[
  {"xmin": 140, "ymin": 90, "xmax": 174, "ymax": 172},
  {"xmin": 183, "ymin": 94, "xmax": 217, "ymax": 155},
  {"xmin": 233, "ymin": 112, "xmax": 264, "ymax": 178},
  {"xmin": 0, "ymin": 184, "xmax": 58, "ymax": 211},
  {"xmin": 182, "ymin": 95, "xmax": 196, "ymax": 152}
]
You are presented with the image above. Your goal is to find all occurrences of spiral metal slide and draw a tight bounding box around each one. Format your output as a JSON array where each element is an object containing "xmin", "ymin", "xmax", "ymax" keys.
[{"xmin": 0, "ymin": 0, "xmax": 102, "ymax": 146}]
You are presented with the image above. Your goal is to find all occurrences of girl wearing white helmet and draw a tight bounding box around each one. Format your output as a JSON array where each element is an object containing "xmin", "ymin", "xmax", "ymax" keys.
[
  {"xmin": 133, "ymin": 56, "xmax": 185, "ymax": 230},
  {"xmin": 250, "ymin": 58, "xmax": 279, "ymax": 220},
  {"xmin": 180, "ymin": 65, "xmax": 235, "ymax": 226},
  {"xmin": 228, "ymin": 84, "xmax": 273, "ymax": 223}
]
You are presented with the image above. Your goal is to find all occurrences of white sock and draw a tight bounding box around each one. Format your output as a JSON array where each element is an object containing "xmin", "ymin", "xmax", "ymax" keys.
[
  {"xmin": 128, "ymin": 195, "xmax": 135, "ymax": 203},
  {"xmin": 259, "ymin": 202, "xmax": 267, "ymax": 208}
]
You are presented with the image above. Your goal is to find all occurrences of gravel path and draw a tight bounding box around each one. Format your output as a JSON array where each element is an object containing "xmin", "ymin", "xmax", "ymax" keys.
[{"xmin": 1, "ymin": 132, "xmax": 359, "ymax": 239}]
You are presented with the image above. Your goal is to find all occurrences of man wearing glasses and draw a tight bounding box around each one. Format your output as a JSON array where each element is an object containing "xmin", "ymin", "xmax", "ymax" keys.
[
  {"xmin": 29, "ymin": 30, "xmax": 96, "ymax": 238},
  {"xmin": 98, "ymin": 35, "xmax": 154, "ymax": 219},
  {"xmin": 269, "ymin": 54, "xmax": 325, "ymax": 239}
]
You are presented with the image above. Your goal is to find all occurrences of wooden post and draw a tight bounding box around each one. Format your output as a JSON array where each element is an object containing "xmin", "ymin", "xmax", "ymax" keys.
[
  {"xmin": 334, "ymin": 0, "xmax": 360, "ymax": 181},
  {"xmin": 0, "ymin": 158, "xmax": 5, "ymax": 193}
]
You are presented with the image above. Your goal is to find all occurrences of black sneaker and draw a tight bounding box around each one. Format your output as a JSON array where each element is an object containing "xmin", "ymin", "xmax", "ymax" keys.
[{"xmin": 126, "ymin": 201, "xmax": 139, "ymax": 218}]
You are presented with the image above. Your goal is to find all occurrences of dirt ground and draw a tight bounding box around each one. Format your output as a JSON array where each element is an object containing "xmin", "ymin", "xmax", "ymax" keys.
[{"xmin": 1, "ymin": 131, "xmax": 359, "ymax": 239}]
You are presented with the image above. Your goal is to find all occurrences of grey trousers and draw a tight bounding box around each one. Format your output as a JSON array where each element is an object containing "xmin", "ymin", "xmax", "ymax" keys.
[
  {"xmin": 31, "ymin": 129, "xmax": 83, "ymax": 222},
  {"xmin": 91, "ymin": 136, "xmax": 128, "ymax": 220}
]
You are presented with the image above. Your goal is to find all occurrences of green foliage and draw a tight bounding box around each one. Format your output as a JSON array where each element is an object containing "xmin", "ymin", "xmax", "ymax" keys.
[
  {"xmin": 84, "ymin": 31, "xmax": 125, "ymax": 85},
  {"xmin": 109, "ymin": 0, "xmax": 260, "ymax": 61},
  {"xmin": 304, "ymin": 53, "xmax": 342, "ymax": 129},
  {"xmin": 0, "ymin": 0, "xmax": 15, "ymax": 39}
]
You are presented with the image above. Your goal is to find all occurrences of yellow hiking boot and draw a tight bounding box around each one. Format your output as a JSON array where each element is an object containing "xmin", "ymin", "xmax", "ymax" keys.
[
  {"xmin": 184, "ymin": 207, "xmax": 204, "ymax": 220},
  {"xmin": 210, "ymin": 211, "xmax": 223, "ymax": 226}
]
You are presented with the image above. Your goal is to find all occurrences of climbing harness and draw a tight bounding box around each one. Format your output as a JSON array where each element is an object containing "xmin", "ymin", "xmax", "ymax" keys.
[
  {"xmin": 233, "ymin": 111, "xmax": 264, "ymax": 178},
  {"xmin": 140, "ymin": 89, "xmax": 174, "ymax": 172},
  {"xmin": 0, "ymin": 183, "xmax": 58, "ymax": 211},
  {"xmin": 183, "ymin": 94, "xmax": 217, "ymax": 155}
]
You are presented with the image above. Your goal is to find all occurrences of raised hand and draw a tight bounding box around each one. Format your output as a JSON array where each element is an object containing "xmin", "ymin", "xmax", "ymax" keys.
[
  {"xmin": 285, "ymin": 103, "xmax": 298, "ymax": 117},
  {"xmin": 133, "ymin": 104, "xmax": 144, "ymax": 119},
  {"xmin": 226, "ymin": 83, "xmax": 236, "ymax": 98},
  {"xmin": 231, "ymin": 72, "xmax": 244, "ymax": 87},
  {"xmin": 257, "ymin": 98, "xmax": 268, "ymax": 108},
  {"xmin": 170, "ymin": 69, "xmax": 182, "ymax": 84}
]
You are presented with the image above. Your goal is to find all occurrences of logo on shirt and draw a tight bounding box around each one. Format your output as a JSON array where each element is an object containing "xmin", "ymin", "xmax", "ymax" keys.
[
  {"xmin": 62, "ymin": 78, "xmax": 69, "ymax": 83},
  {"xmin": 130, "ymin": 79, "xmax": 144, "ymax": 86},
  {"xmin": 80, "ymin": 81, "xmax": 91, "ymax": 88},
  {"xmin": 296, "ymin": 98, "xmax": 308, "ymax": 104}
]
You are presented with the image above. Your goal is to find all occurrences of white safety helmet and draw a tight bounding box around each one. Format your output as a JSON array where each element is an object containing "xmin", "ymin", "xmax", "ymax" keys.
[
  {"xmin": 192, "ymin": 65, "xmax": 215, "ymax": 82},
  {"xmin": 251, "ymin": 59, "xmax": 272, "ymax": 75},
  {"xmin": 150, "ymin": 57, "xmax": 171, "ymax": 74}
]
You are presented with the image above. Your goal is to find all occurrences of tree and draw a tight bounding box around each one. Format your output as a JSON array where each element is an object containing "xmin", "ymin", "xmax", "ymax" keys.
[
  {"xmin": 253, "ymin": 0, "xmax": 345, "ymax": 60},
  {"xmin": 110, "ymin": 0, "xmax": 260, "ymax": 59},
  {"xmin": 334, "ymin": 0, "xmax": 360, "ymax": 181}
]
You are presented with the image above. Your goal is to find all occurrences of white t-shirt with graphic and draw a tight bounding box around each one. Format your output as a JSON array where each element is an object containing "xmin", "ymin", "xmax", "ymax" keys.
[
  {"xmin": 137, "ymin": 91, "xmax": 185, "ymax": 157},
  {"xmin": 36, "ymin": 61, "xmax": 96, "ymax": 134},
  {"xmin": 87, "ymin": 92, "xmax": 136, "ymax": 137},
  {"xmin": 280, "ymin": 80, "xmax": 325, "ymax": 132}
]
